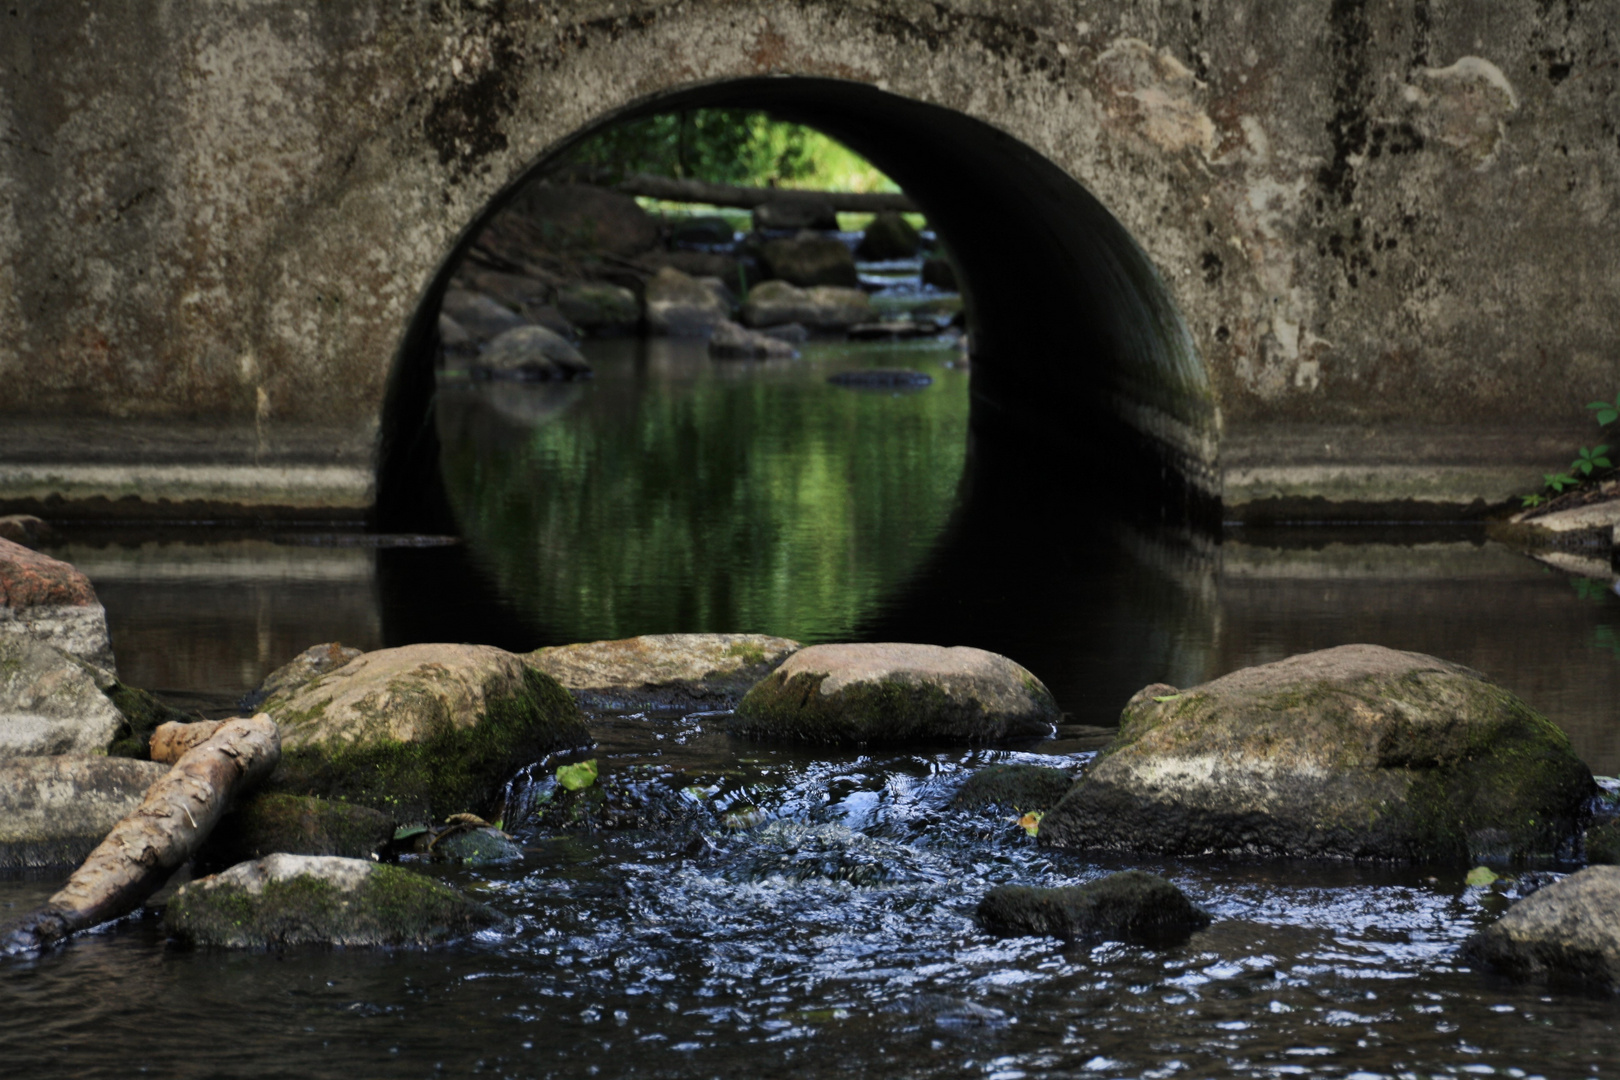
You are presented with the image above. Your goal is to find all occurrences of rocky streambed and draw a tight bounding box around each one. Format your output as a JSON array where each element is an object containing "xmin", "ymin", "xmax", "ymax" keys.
[{"xmin": 4, "ymin": 534, "xmax": 1620, "ymax": 1076}]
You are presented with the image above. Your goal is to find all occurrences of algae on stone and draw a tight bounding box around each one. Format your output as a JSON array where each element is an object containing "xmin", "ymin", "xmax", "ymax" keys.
[
  {"xmin": 197, "ymin": 793, "xmax": 395, "ymax": 870},
  {"xmin": 263, "ymin": 644, "xmax": 591, "ymax": 821},
  {"xmin": 1041, "ymin": 645, "xmax": 1595, "ymax": 862},
  {"xmin": 951, "ymin": 764, "xmax": 1076, "ymax": 812},
  {"xmin": 165, "ymin": 854, "xmax": 505, "ymax": 948}
]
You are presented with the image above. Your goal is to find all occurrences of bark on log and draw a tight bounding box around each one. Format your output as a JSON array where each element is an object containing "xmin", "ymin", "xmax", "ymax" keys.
[
  {"xmin": 150, "ymin": 719, "xmax": 227, "ymax": 764},
  {"xmin": 1, "ymin": 714, "xmax": 280, "ymax": 955},
  {"xmin": 613, "ymin": 173, "xmax": 917, "ymax": 213}
]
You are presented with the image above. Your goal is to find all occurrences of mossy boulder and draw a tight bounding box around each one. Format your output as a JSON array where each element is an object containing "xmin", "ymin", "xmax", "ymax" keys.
[
  {"xmin": 197, "ymin": 793, "xmax": 395, "ymax": 870},
  {"xmin": 952, "ymin": 764, "xmax": 1076, "ymax": 812},
  {"xmin": 1040, "ymin": 645, "xmax": 1595, "ymax": 863},
  {"xmin": 855, "ymin": 211, "xmax": 920, "ymax": 260},
  {"xmin": 164, "ymin": 854, "xmax": 505, "ymax": 948},
  {"xmin": 0, "ymin": 755, "xmax": 167, "ymax": 868},
  {"xmin": 262, "ymin": 643, "xmax": 591, "ymax": 821},
  {"xmin": 525, "ymin": 632, "xmax": 800, "ymax": 710},
  {"xmin": 1463, "ymin": 866, "xmax": 1620, "ymax": 991},
  {"xmin": 1587, "ymin": 821, "xmax": 1620, "ymax": 865},
  {"xmin": 104, "ymin": 680, "xmax": 198, "ymax": 758},
  {"xmin": 978, "ymin": 871, "xmax": 1211, "ymax": 945},
  {"xmin": 738, "ymin": 280, "xmax": 871, "ymax": 331},
  {"xmin": 730, "ymin": 642, "xmax": 1059, "ymax": 747},
  {"xmin": 242, "ymin": 642, "xmax": 364, "ymax": 712}
]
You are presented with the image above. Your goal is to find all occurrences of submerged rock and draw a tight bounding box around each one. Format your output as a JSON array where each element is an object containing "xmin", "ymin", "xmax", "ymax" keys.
[
  {"xmin": 644, "ymin": 266, "xmax": 730, "ymax": 336},
  {"xmin": 0, "ymin": 634, "xmax": 127, "ymax": 756},
  {"xmin": 198, "ymin": 793, "xmax": 395, "ymax": 869},
  {"xmin": 262, "ymin": 643, "xmax": 591, "ymax": 821},
  {"xmin": 1040, "ymin": 645, "xmax": 1595, "ymax": 862},
  {"xmin": 952, "ymin": 764, "xmax": 1076, "ymax": 812},
  {"xmin": 758, "ymin": 235, "xmax": 858, "ymax": 288},
  {"xmin": 526, "ymin": 632, "xmax": 800, "ymax": 710},
  {"xmin": 977, "ymin": 871, "xmax": 1211, "ymax": 945},
  {"xmin": 1463, "ymin": 866, "xmax": 1620, "ymax": 990},
  {"xmin": 730, "ymin": 821, "xmax": 942, "ymax": 886},
  {"xmin": 739, "ymin": 280, "xmax": 871, "ymax": 331},
  {"xmin": 708, "ymin": 319, "xmax": 798, "ymax": 360},
  {"xmin": 165, "ymin": 854, "xmax": 505, "ymax": 948},
  {"xmin": 730, "ymin": 642, "xmax": 1060, "ymax": 747},
  {"xmin": 242, "ymin": 642, "xmax": 364, "ymax": 711},
  {"xmin": 472, "ymin": 325, "xmax": 593, "ymax": 381},
  {"xmin": 855, "ymin": 211, "xmax": 920, "ymax": 260},
  {"xmin": 0, "ymin": 536, "xmax": 116, "ymax": 672},
  {"xmin": 0, "ymin": 756, "xmax": 167, "ymax": 869}
]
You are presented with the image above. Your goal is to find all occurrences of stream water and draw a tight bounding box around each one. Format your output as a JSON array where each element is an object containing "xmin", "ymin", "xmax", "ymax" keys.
[{"xmin": 4, "ymin": 314, "xmax": 1620, "ymax": 1077}]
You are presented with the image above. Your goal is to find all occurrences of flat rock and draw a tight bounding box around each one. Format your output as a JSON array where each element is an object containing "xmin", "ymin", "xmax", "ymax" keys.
[
  {"xmin": 263, "ymin": 643, "xmax": 590, "ymax": 820},
  {"xmin": 0, "ymin": 536, "xmax": 115, "ymax": 672},
  {"xmin": 556, "ymin": 281, "xmax": 640, "ymax": 334},
  {"xmin": 0, "ymin": 755, "xmax": 167, "ymax": 868},
  {"xmin": 440, "ymin": 288, "xmax": 526, "ymax": 342},
  {"xmin": 197, "ymin": 793, "xmax": 395, "ymax": 870},
  {"xmin": 730, "ymin": 642, "xmax": 1060, "ymax": 747},
  {"xmin": 739, "ymin": 280, "xmax": 871, "ymax": 330},
  {"xmin": 644, "ymin": 266, "xmax": 730, "ymax": 336},
  {"xmin": 0, "ymin": 633, "xmax": 127, "ymax": 757},
  {"xmin": 977, "ymin": 871, "xmax": 1211, "ymax": 944},
  {"xmin": 1463, "ymin": 866, "xmax": 1620, "ymax": 990},
  {"xmin": 526, "ymin": 633, "xmax": 801, "ymax": 710},
  {"xmin": 708, "ymin": 319, "xmax": 798, "ymax": 360},
  {"xmin": 952, "ymin": 764, "xmax": 1076, "ymax": 812},
  {"xmin": 1040, "ymin": 645, "xmax": 1595, "ymax": 862},
  {"xmin": 164, "ymin": 854, "xmax": 505, "ymax": 948}
]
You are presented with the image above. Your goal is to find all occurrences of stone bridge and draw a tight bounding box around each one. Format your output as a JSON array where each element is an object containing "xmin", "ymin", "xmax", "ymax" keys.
[{"xmin": 2, "ymin": 0, "xmax": 1616, "ymax": 522}]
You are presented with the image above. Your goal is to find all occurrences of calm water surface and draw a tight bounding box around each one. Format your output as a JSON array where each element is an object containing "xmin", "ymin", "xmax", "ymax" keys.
[{"xmin": 6, "ymin": 331, "xmax": 1620, "ymax": 1077}]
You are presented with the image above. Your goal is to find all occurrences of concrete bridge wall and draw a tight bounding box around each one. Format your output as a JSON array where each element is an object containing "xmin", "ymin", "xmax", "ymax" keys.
[{"xmin": 1, "ymin": 1, "xmax": 1616, "ymax": 519}]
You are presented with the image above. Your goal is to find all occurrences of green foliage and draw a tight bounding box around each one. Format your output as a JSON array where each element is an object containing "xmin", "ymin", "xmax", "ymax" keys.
[
  {"xmin": 1464, "ymin": 865, "xmax": 1500, "ymax": 887},
  {"xmin": 1543, "ymin": 471, "xmax": 1579, "ymax": 493},
  {"xmin": 1520, "ymin": 493, "xmax": 1545, "ymax": 508},
  {"xmin": 556, "ymin": 759, "xmax": 599, "ymax": 792},
  {"xmin": 1572, "ymin": 445, "xmax": 1612, "ymax": 477},
  {"xmin": 1589, "ymin": 394, "xmax": 1620, "ymax": 426},
  {"xmin": 561, "ymin": 109, "xmax": 895, "ymax": 192}
]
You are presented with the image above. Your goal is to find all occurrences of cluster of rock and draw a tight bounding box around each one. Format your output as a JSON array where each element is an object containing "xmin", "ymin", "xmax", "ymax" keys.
[
  {"xmin": 6, "ymin": 536, "xmax": 1616, "ymax": 981},
  {"xmin": 437, "ymin": 183, "xmax": 961, "ymax": 376}
]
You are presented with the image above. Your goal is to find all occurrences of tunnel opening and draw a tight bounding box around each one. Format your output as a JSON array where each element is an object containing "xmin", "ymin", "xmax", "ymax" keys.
[{"xmin": 378, "ymin": 77, "xmax": 1218, "ymax": 539}]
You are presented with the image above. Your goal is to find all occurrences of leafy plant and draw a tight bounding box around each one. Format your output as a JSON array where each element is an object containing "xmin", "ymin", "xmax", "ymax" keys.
[
  {"xmin": 556, "ymin": 759, "xmax": 599, "ymax": 792},
  {"xmin": 1572, "ymin": 445, "xmax": 1612, "ymax": 477},
  {"xmin": 1544, "ymin": 472, "xmax": 1579, "ymax": 493},
  {"xmin": 1589, "ymin": 394, "xmax": 1620, "ymax": 426},
  {"xmin": 1520, "ymin": 493, "xmax": 1545, "ymax": 508}
]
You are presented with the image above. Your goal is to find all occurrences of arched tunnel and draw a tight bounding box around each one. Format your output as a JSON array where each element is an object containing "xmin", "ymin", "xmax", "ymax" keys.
[
  {"xmin": 372, "ymin": 77, "xmax": 1221, "ymax": 712},
  {"xmin": 376, "ymin": 77, "xmax": 1217, "ymax": 537}
]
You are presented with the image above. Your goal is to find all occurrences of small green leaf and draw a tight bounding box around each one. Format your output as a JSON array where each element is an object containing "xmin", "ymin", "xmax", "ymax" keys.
[
  {"xmin": 393, "ymin": 824, "xmax": 430, "ymax": 841},
  {"xmin": 1018, "ymin": 810, "xmax": 1044, "ymax": 838},
  {"xmin": 556, "ymin": 759, "xmax": 599, "ymax": 791},
  {"xmin": 1464, "ymin": 865, "xmax": 1498, "ymax": 888},
  {"xmin": 1152, "ymin": 694, "xmax": 1181, "ymax": 703},
  {"xmin": 1602, "ymin": 410, "xmax": 1619, "ymax": 426},
  {"xmin": 1520, "ymin": 493, "xmax": 1545, "ymax": 507}
]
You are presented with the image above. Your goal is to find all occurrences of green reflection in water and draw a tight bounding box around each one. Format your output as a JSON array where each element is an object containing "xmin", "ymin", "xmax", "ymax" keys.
[{"xmin": 436, "ymin": 337, "xmax": 969, "ymax": 643}]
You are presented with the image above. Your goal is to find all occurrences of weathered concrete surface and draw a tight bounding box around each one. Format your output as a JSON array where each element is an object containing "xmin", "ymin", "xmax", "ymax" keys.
[{"xmin": 1, "ymin": 2, "xmax": 1617, "ymax": 515}]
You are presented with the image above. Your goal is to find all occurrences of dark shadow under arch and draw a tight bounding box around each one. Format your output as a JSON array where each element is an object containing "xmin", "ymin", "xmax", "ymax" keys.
[{"xmin": 377, "ymin": 76, "xmax": 1217, "ymax": 532}]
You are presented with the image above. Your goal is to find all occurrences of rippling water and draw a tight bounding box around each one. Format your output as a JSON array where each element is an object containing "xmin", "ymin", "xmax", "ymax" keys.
[{"xmin": 4, "ymin": 711, "xmax": 1617, "ymax": 1078}]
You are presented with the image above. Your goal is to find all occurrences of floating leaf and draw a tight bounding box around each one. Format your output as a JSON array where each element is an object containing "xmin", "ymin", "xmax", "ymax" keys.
[
  {"xmin": 392, "ymin": 824, "xmax": 430, "ymax": 841},
  {"xmin": 1017, "ymin": 810, "xmax": 1044, "ymax": 838},
  {"xmin": 1464, "ymin": 865, "xmax": 1499, "ymax": 888},
  {"xmin": 556, "ymin": 759, "xmax": 599, "ymax": 791}
]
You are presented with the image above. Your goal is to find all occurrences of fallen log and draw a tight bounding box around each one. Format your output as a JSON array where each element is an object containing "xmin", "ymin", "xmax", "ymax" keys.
[
  {"xmin": 613, "ymin": 173, "xmax": 917, "ymax": 214},
  {"xmin": 0, "ymin": 714, "xmax": 280, "ymax": 956},
  {"xmin": 149, "ymin": 719, "xmax": 226, "ymax": 764}
]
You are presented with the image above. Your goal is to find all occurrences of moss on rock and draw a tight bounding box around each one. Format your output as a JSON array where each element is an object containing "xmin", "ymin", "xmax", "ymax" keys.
[
  {"xmin": 104, "ymin": 681, "xmax": 195, "ymax": 759},
  {"xmin": 165, "ymin": 854, "xmax": 505, "ymax": 948},
  {"xmin": 951, "ymin": 764, "xmax": 1075, "ymax": 812},
  {"xmin": 976, "ymin": 871, "xmax": 1211, "ymax": 944},
  {"xmin": 197, "ymin": 793, "xmax": 395, "ymax": 870},
  {"xmin": 1587, "ymin": 821, "xmax": 1620, "ymax": 865}
]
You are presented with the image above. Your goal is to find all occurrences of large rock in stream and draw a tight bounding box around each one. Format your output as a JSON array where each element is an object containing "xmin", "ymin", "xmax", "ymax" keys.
[
  {"xmin": 644, "ymin": 266, "xmax": 730, "ymax": 336},
  {"xmin": 739, "ymin": 280, "xmax": 871, "ymax": 331},
  {"xmin": 0, "ymin": 536, "xmax": 116, "ymax": 672},
  {"xmin": 261, "ymin": 643, "xmax": 590, "ymax": 821},
  {"xmin": 525, "ymin": 632, "xmax": 800, "ymax": 710},
  {"xmin": 0, "ymin": 756, "xmax": 167, "ymax": 868},
  {"xmin": 1040, "ymin": 645, "xmax": 1595, "ymax": 862},
  {"xmin": 0, "ymin": 633, "xmax": 128, "ymax": 756},
  {"xmin": 730, "ymin": 642, "xmax": 1060, "ymax": 747},
  {"xmin": 758, "ymin": 235, "xmax": 858, "ymax": 287},
  {"xmin": 1463, "ymin": 866, "xmax": 1620, "ymax": 991},
  {"xmin": 165, "ymin": 854, "xmax": 504, "ymax": 948}
]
